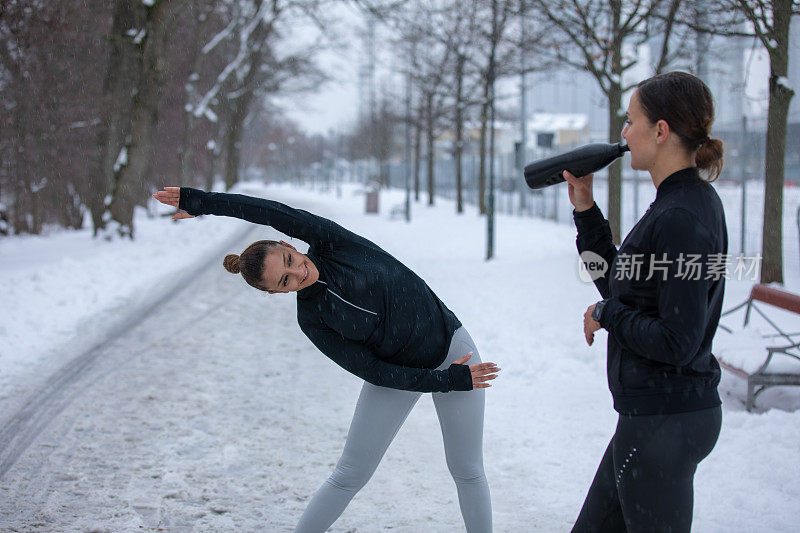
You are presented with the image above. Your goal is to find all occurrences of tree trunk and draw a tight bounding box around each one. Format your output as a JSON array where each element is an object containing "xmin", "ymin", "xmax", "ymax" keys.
[
  {"xmin": 223, "ymin": 91, "xmax": 256, "ymax": 190},
  {"xmin": 206, "ymin": 109, "xmax": 226, "ymax": 191},
  {"xmin": 222, "ymin": 12, "xmax": 270, "ymax": 191},
  {"xmin": 9, "ymin": 59, "xmax": 34, "ymax": 234},
  {"xmin": 179, "ymin": 65, "xmax": 202, "ymax": 188},
  {"xmin": 606, "ymin": 83, "xmax": 624, "ymax": 244},
  {"xmin": 413, "ymin": 119, "xmax": 422, "ymax": 201},
  {"xmin": 177, "ymin": 8, "xmax": 214, "ymax": 190},
  {"xmin": 426, "ymin": 93, "xmax": 435, "ymax": 206},
  {"xmin": 90, "ymin": 0, "xmax": 140, "ymax": 236},
  {"xmin": 454, "ymin": 54, "xmax": 465, "ymax": 214},
  {"xmin": 179, "ymin": 102, "xmax": 197, "ymax": 188},
  {"xmin": 760, "ymin": 4, "xmax": 793, "ymax": 284},
  {"xmin": 61, "ymin": 184, "xmax": 85, "ymax": 230},
  {"xmin": 761, "ymin": 80, "xmax": 790, "ymax": 283},
  {"xmin": 604, "ymin": 2, "xmax": 624, "ymax": 244},
  {"xmin": 108, "ymin": 0, "xmax": 177, "ymax": 238},
  {"xmin": 478, "ymin": 76, "xmax": 490, "ymax": 215},
  {"xmin": 0, "ymin": 105, "xmax": 5, "ymax": 235},
  {"xmin": 5, "ymin": 51, "xmax": 42, "ymax": 235}
]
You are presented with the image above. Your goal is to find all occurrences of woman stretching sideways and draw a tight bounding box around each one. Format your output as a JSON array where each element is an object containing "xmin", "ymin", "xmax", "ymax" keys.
[{"xmin": 153, "ymin": 186, "xmax": 498, "ymax": 532}]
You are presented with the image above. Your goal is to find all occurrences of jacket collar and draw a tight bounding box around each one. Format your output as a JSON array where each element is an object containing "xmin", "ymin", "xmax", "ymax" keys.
[
  {"xmin": 297, "ymin": 248, "xmax": 326, "ymax": 300},
  {"xmin": 656, "ymin": 167, "xmax": 701, "ymax": 200}
]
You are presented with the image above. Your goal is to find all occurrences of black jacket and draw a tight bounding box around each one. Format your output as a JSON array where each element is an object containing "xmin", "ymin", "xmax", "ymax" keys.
[
  {"xmin": 574, "ymin": 168, "xmax": 726, "ymax": 415},
  {"xmin": 180, "ymin": 188, "xmax": 471, "ymax": 393}
]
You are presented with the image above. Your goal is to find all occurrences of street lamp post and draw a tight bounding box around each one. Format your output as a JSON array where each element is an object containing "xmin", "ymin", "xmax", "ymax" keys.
[{"xmin": 487, "ymin": 0, "xmax": 498, "ymax": 261}]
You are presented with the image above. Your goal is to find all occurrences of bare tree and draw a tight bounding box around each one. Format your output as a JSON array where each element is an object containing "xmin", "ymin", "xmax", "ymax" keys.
[
  {"xmin": 442, "ymin": 0, "xmax": 482, "ymax": 213},
  {"xmin": 106, "ymin": 0, "xmax": 186, "ymax": 239},
  {"xmin": 387, "ymin": 0, "xmax": 481, "ymax": 207},
  {"xmin": 470, "ymin": 0, "xmax": 518, "ymax": 215},
  {"xmin": 0, "ymin": 0, "xmax": 338, "ymax": 238},
  {"xmin": 377, "ymin": 0, "xmax": 548, "ymax": 216},
  {"xmin": 242, "ymin": 114, "xmax": 324, "ymax": 181},
  {"xmin": 188, "ymin": 0, "xmax": 329, "ymax": 192},
  {"xmin": 349, "ymin": 93, "xmax": 400, "ymax": 186},
  {"xmin": 653, "ymin": 0, "xmax": 687, "ymax": 75},
  {"xmin": 89, "ymin": 0, "xmax": 133, "ymax": 236},
  {"xmin": 0, "ymin": 0, "xmax": 109, "ymax": 235},
  {"xmin": 400, "ymin": 26, "xmax": 425, "ymax": 202},
  {"xmin": 409, "ymin": 5, "xmax": 456, "ymax": 206},
  {"xmin": 0, "ymin": 1, "xmax": 42, "ymax": 234},
  {"xmin": 530, "ymin": 0, "xmax": 681, "ymax": 244},
  {"xmin": 413, "ymin": 91, "xmax": 424, "ymax": 200},
  {"xmin": 175, "ymin": 2, "xmax": 220, "ymax": 190},
  {"xmin": 678, "ymin": 0, "xmax": 800, "ymax": 283},
  {"xmin": 369, "ymin": 0, "xmax": 457, "ymax": 205}
]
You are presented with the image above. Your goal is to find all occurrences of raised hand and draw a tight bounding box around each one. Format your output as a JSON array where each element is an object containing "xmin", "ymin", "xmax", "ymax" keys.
[
  {"xmin": 453, "ymin": 352, "xmax": 500, "ymax": 389},
  {"xmin": 152, "ymin": 187, "xmax": 194, "ymax": 220},
  {"xmin": 562, "ymin": 170, "xmax": 595, "ymax": 212}
]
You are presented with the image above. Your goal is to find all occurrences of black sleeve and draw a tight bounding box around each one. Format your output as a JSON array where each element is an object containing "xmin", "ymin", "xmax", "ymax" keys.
[
  {"xmin": 598, "ymin": 208, "xmax": 715, "ymax": 366},
  {"xmin": 573, "ymin": 202, "xmax": 618, "ymax": 299},
  {"xmin": 178, "ymin": 187, "xmax": 360, "ymax": 249},
  {"xmin": 299, "ymin": 320, "xmax": 473, "ymax": 393}
]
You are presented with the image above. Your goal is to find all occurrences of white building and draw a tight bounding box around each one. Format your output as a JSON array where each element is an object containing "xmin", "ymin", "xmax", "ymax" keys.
[
  {"xmin": 526, "ymin": 68, "xmax": 608, "ymax": 141},
  {"xmin": 526, "ymin": 113, "xmax": 590, "ymax": 148}
]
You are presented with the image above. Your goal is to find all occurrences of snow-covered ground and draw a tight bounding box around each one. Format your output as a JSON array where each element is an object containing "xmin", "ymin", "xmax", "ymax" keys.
[
  {"xmin": 0, "ymin": 181, "xmax": 798, "ymax": 531},
  {"xmin": 0, "ymin": 202, "xmax": 252, "ymax": 415}
]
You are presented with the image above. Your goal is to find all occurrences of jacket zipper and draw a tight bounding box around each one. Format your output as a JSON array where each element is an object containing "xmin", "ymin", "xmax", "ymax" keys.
[{"xmin": 316, "ymin": 281, "xmax": 378, "ymax": 316}]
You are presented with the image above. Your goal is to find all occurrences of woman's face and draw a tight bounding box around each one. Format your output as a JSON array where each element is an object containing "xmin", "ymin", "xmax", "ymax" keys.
[
  {"xmin": 622, "ymin": 90, "xmax": 658, "ymax": 171},
  {"xmin": 261, "ymin": 243, "xmax": 319, "ymax": 293}
]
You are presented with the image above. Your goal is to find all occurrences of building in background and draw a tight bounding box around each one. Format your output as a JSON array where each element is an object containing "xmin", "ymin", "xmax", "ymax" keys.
[
  {"xmin": 526, "ymin": 113, "xmax": 590, "ymax": 149},
  {"xmin": 526, "ymin": 68, "xmax": 608, "ymax": 141},
  {"xmin": 520, "ymin": 22, "xmax": 800, "ymax": 183}
]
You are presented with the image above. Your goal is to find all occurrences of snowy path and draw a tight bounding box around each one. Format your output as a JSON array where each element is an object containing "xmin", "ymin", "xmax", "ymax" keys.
[
  {"xmin": 0, "ymin": 225, "xmax": 256, "ymax": 481},
  {"xmin": 0, "ymin": 227, "xmax": 352, "ymax": 531},
  {"xmin": 1, "ymin": 184, "xmax": 798, "ymax": 532}
]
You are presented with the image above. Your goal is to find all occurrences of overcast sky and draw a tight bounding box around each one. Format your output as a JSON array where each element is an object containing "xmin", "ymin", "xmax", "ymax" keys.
[{"xmin": 276, "ymin": 9, "xmax": 775, "ymax": 137}]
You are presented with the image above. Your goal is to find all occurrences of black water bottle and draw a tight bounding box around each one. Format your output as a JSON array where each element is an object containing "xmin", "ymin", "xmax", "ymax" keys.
[{"xmin": 523, "ymin": 142, "xmax": 630, "ymax": 190}]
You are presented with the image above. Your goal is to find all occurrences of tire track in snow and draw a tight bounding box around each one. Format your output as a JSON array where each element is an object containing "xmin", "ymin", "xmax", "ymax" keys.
[{"xmin": 0, "ymin": 225, "xmax": 256, "ymax": 481}]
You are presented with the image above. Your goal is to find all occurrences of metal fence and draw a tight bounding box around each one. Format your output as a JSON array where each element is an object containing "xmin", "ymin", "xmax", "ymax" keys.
[{"xmin": 381, "ymin": 148, "xmax": 800, "ymax": 275}]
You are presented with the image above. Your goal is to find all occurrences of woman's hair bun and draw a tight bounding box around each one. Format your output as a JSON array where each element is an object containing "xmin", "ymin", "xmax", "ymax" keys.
[
  {"xmin": 223, "ymin": 254, "xmax": 241, "ymax": 274},
  {"xmin": 695, "ymin": 137, "xmax": 724, "ymax": 183}
]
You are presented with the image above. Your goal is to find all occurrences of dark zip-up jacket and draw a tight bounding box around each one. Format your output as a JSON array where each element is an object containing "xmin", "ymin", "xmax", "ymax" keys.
[
  {"xmin": 574, "ymin": 168, "xmax": 726, "ymax": 415},
  {"xmin": 180, "ymin": 187, "xmax": 472, "ymax": 393}
]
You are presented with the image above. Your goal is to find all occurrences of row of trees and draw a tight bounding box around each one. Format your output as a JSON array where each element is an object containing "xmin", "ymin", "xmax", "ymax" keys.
[
  {"xmin": 351, "ymin": 0, "xmax": 798, "ymax": 282},
  {"xmin": 1, "ymin": 1, "xmax": 797, "ymax": 282},
  {"xmin": 0, "ymin": 0, "xmax": 332, "ymax": 239}
]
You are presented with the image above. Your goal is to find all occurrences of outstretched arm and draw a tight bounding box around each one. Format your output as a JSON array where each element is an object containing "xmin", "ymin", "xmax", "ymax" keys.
[
  {"xmin": 153, "ymin": 186, "xmax": 360, "ymax": 249},
  {"xmin": 300, "ymin": 321, "xmax": 499, "ymax": 393}
]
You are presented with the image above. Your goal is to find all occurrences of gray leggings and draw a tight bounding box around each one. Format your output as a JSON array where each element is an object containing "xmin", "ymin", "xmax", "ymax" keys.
[{"xmin": 294, "ymin": 327, "xmax": 492, "ymax": 532}]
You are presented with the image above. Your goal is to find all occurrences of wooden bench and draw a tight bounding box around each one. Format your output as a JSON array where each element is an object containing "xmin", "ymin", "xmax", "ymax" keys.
[{"xmin": 716, "ymin": 284, "xmax": 800, "ymax": 411}]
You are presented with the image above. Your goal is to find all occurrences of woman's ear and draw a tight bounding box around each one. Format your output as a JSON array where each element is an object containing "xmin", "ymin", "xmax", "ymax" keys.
[
  {"xmin": 279, "ymin": 240, "xmax": 297, "ymax": 251},
  {"xmin": 656, "ymin": 119, "xmax": 670, "ymax": 144}
]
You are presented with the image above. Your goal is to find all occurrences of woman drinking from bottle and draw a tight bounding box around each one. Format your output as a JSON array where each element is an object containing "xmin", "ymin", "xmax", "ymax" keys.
[
  {"xmin": 563, "ymin": 71, "xmax": 727, "ymax": 532},
  {"xmin": 152, "ymin": 186, "xmax": 497, "ymax": 532}
]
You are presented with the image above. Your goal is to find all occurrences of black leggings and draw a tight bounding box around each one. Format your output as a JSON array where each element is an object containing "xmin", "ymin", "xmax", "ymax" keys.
[{"xmin": 572, "ymin": 406, "xmax": 722, "ymax": 533}]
